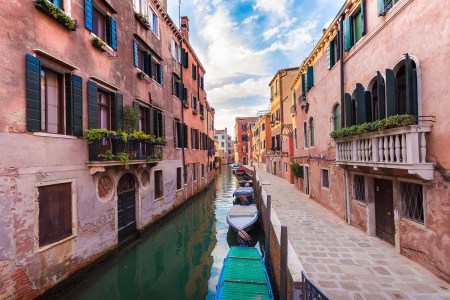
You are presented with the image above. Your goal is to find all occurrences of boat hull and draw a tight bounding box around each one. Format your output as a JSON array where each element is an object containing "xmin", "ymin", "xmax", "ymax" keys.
[{"xmin": 226, "ymin": 204, "xmax": 258, "ymax": 232}]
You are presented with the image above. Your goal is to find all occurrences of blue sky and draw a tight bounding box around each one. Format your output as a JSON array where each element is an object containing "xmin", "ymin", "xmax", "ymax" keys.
[{"xmin": 167, "ymin": 0, "xmax": 345, "ymax": 136}]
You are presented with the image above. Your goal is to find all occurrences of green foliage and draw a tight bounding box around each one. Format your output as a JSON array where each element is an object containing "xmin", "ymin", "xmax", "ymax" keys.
[
  {"xmin": 35, "ymin": 0, "xmax": 76, "ymax": 30},
  {"xmin": 123, "ymin": 105, "xmax": 140, "ymax": 133},
  {"xmin": 156, "ymin": 136, "xmax": 167, "ymax": 145},
  {"xmin": 98, "ymin": 150, "xmax": 114, "ymax": 161},
  {"xmin": 129, "ymin": 130, "xmax": 156, "ymax": 143},
  {"xmin": 330, "ymin": 115, "xmax": 416, "ymax": 139},
  {"xmin": 135, "ymin": 12, "xmax": 150, "ymax": 28},
  {"xmin": 84, "ymin": 128, "xmax": 111, "ymax": 144},
  {"xmin": 91, "ymin": 36, "xmax": 106, "ymax": 48},
  {"xmin": 116, "ymin": 152, "xmax": 129, "ymax": 166},
  {"xmin": 290, "ymin": 161, "xmax": 304, "ymax": 179}
]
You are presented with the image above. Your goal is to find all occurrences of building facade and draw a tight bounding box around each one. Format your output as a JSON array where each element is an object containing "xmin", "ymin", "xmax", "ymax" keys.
[
  {"xmin": 251, "ymin": 111, "xmax": 272, "ymax": 166},
  {"xmin": 234, "ymin": 117, "xmax": 257, "ymax": 165},
  {"xmin": 0, "ymin": 0, "xmax": 214, "ymax": 297},
  {"xmin": 289, "ymin": 0, "xmax": 449, "ymax": 281},
  {"xmin": 214, "ymin": 128, "xmax": 232, "ymax": 164},
  {"xmin": 266, "ymin": 68, "xmax": 298, "ymax": 179}
]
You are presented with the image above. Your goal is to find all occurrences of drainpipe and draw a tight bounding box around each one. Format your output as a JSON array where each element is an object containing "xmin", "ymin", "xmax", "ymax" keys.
[
  {"xmin": 180, "ymin": 37, "xmax": 186, "ymax": 185},
  {"xmin": 339, "ymin": 15, "xmax": 345, "ymax": 129},
  {"xmin": 344, "ymin": 169, "xmax": 351, "ymax": 224}
]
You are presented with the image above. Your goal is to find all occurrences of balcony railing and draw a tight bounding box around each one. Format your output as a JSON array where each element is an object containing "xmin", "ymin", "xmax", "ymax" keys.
[
  {"xmin": 335, "ymin": 125, "xmax": 433, "ymax": 180},
  {"xmin": 87, "ymin": 137, "xmax": 164, "ymax": 172}
]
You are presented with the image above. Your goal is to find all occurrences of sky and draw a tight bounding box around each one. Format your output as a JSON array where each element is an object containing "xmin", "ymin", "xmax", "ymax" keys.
[{"xmin": 167, "ymin": 0, "xmax": 345, "ymax": 137}]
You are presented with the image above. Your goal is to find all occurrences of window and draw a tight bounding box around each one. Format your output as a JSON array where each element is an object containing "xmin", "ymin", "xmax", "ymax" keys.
[
  {"xmin": 193, "ymin": 164, "xmax": 197, "ymax": 181},
  {"xmin": 171, "ymin": 39, "xmax": 181, "ymax": 62},
  {"xmin": 152, "ymin": 108, "xmax": 165, "ymax": 138},
  {"xmin": 294, "ymin": 128, "xmax": 298, "ymax": 149},
  {"xmin": 191, "ymin": 95, "xmax": 197, "ymax": 112},
  {"xmin": 396, "ymin": 60, "xmax": 417, "ymax": 116},
  {"xmin": 149, "ymin": 8, "xmax": 159, "ymax": 36},
  {"xmin": 327, "ymin": 34, "xmax": 340, "ymax": 69},
  {"xmin": 138, "ymin": 48, "xmax": 146, "ymax": 72},
  {"xmin": 378, "ymin": 0, "xmax": 400, "ymax": 16},
  {"xmin": 401, "ymin": 182, "xmax": 424, "ymax": 224},
  {"xmin": 353, "ymin": 175, "xmax": 365, "ymax": 201},
  {"xmin": 221, "ymin": 142, "xmax": 224, "ymax": 147},
  {"xmin": 176, "ymin": 167, "xmax": 182, "ymax": 190},
  {"xmin": 285, "ymin": 163, "xmax": 288, "ymax": 172},
  {"xmin": 333, "ymin": 104, "xmax": 341, "ymax": 130},
  {"xmin": 242, "ymin": 134, "xmax": 248, "ymax": 142},
  {"xmin": 172, "ymin": 74, "xmax": 182, "ymax": 98},
  {"xmin": 154, "ymin": 170, "xmax": 163, "ymax": 198},
  {"xmin": 40, "ymin": 67, "xmax": 64, "ymax": 134},
  {"xmin": 133, "ymin": 40, "xmax": 153, "ymax": 77},
  {"xmin": 322, "ymin": 169, "xmax": 329, "ymax": 188},
  {"xmin": 92, "ymin": 6, "xmax": 106, "ymax": 41},
  {"xmin": 242, "ymin": 124, "xmax": 247, "ymax": 130},
  {"xmin": 98, "ymin": 89, "xmax": 110, "ymax": 129},
  {"xmin": 174, "ymin": 119, "xmax": 182, "ymax": 148},
  {"xmin": 200, "ymin": 104, "xmax": 204, "ymax": 118},
  {"xmin": 214, "ymin": 135, "xmax": 217, "ymax": 140},
  {"xmin": 151, "ymin": 58, "xmax": 163, "ymax": 85},
  {"xmin": 184, "ymin": 165, "xmax": 188, "ymax": 184},
  {"xmin": 309, "ymin": 118, "xmax": 314, "ymax": 147},
  {"xmin": 38, "ymin": 183, "xmax": 72, "ymax": 247},
  {"xmin": 134, "ymin": 0, "xmax": 147, "ymax": 15},
  {"xmin": 344, "ymin": 5, "xmax": 364, "ymax": 51},
  {"xmin": 139, "ymin": 106, "xmax": 149, "ymax": 133},
  {"xmin": 262, "ymin": 123, "xmax": 265, "ymax": 131},
  {"xmin": 303, "ymin": 122, "xmax": 308, "ymax": 148},
  {"xmin": 192, "ymin": 64, "xmax": 197, "ymax": 80},
  {"xmin": 49, "ymin": 0, "xmax": 63, "ymax": 9},
  {"xmin": 201, "ymin": 164, "xmax": 205, "ymax": 178},
  {"xmin": 200, "ymin": 77, "xmax": 204, "ymax": 90},
  {"xmin": 222, "ymin": 135, "xmax": 225, "ymax": 139},
  {"xmin": 275, "ymin": 79, "xmax": 278, "ymax": 95}
]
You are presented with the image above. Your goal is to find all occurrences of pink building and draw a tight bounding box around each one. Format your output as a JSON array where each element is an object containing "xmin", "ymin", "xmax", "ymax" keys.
[
  {"xmin": 0, "ymin": 0, "xmax": 214, "ymax": 297},
  {"xmin": 234, "ymin": 117, "xmax": 257, "ymax": 165},
  {"xmin": 291, "ymin": 0, "xmax": 449, "ymax": 281}
]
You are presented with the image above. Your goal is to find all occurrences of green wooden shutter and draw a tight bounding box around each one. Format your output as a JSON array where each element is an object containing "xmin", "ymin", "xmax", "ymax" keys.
[
  {"xmin": 158, "ymin": 64, "xmax": 163, "ymax": 85},
  {"xmin": 345, "ymin": 93, "xmax": 353, "ymax": 127},
  {"xmin": 364, "ymin": 91, "xmax": 372, "ymax": 123},
  {"xmin": 361, "ymin": 0, "xmax": 366, "ymax": 35},
  {"xmin": 149, "ymin": 107, "xmax": 155, "ymax": 135},
  {"xmin": 377, "ymin": 71, "xmax": 386, "ymax": 120},
  {"xmin": 412, "ymin": 68, "xmax": 418, "ymax": 117},
  {"xmin": 85, "ymin": 0, "xmax": 93, "ymax": 31},
  {"xmin": 336, "ymin": 32, "xmax": 340, "ymax": 61},
  {"xmin": 133, "ymin": 40, "xmax": 139, "ymax": 68},
  {"xmin": 144, "ymin": 52, "xmax": 151, "ymax": 75},
  {"xmin": 65, "ymin": 74, "xmax": 83, "ymax": 136},
  {"xmin": 356, "ymin": 83, "xmax": 370, "ymax": 124},
  {"xmin": 110, "ymin": 17, "xmax": 117, "ymax": 50},
  {"xmin": 307, "ymin": 66, "xmax": 314, "ymax": 90},
  {"xmin": 87, "ymin": 80, "xmax": 98, "ymax": 129},
  {"xmin": 405, "ymin": 54, "xmax": 414, "ymax": 116},
  {"xmin": 26, "ymin": 54, "xmax": 41, "ymax": 132},
  {"xmin": 183, "ymin": 123, "xmax": 188, "ymax": 148},
  {"xmin": 343, "ymin": 17, "xmax": 353, "ymax": 51},
  {"xmin": 111, "ymin": 93, "xmax": 123, "ymax": 131},
  {"xmin": 145, "ymin": 107, "xmax": 151, "ymax": 134},
  {"xmin": 377, "ymin": 0, "xmax": 387, "ymax": 16},
  {"xmin": 301, "ymin": 74, "xmax": 306, "ymax": 93},
  {"xmin": 385, "ymin": 68, "xmax": 397, "ymax": 117}
]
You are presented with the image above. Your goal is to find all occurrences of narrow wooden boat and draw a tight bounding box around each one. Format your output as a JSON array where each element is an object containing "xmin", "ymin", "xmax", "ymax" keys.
[
  {"xmin": 233, "ymin": 186, "xmax": 254, "ymax": 200},
  {"xmin": 215, "ymin": 247, "xmax": 274, "ymax": 300},
  {"xmin": 226, "ymin": 204, "xmax": 258, "ymax": 232}
]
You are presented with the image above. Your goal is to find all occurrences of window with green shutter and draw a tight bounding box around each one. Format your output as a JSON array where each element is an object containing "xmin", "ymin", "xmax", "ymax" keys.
[
  {"xmin": 344, "ymin": 4, "xmax": 365, "ymax": 51},
  {"xmin": 86, "ymin": 0, "xmax": 117, "ymax": 50},
  {"xmin": 377, "ymin": 0, "xmax": 401, "ymax": 16}
]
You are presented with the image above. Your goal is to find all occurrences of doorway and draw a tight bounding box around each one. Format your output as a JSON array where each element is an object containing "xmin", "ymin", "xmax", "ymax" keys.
[
  {"xmin": 374, "ymin": 178, "xmax": 395, "ymax": 245},
  {"xmin": 117, "ymin": 173, "xmax": 137, "ymax": 243},
  {"xmin": 304, "ymin": 166, "xmax": 310, "ymax": 195}
]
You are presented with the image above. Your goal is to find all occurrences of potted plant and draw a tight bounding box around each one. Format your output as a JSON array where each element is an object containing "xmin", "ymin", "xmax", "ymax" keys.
[
  {"xmin": 34, "ymin": 0, "xmax": 77, "ymax": 31},
  {"xmin": 84, "ymin": 128, "xmax": 111, "ymax": 144},
  {"xmin": 91, "ymin": 36, "xmax": 106, "ymax": 52},
  {"xmin": 137, "ymin": 70, "xmax": 146, "ymax": 80},
  {"xmin": 155, "ymin": 136, "xmax": 167, "ymax": 145},
  {"xmin": 123, "ymin": 105, "xmax": 140, "ymax": 134},
  {"xmin": 116, "ymin": 152, "xmax": 129, "ymax": 166},
  {"xmin": 134, "ymin": 12, "xmax": 151, "ymax": 30},
  {"xmin": 98, "ymin": 150, "xmax": 115, "ymax": 161}
]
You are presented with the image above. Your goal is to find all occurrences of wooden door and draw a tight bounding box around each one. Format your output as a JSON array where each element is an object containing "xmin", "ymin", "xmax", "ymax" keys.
[
  {"xmin": 117, "ymin": 174, "xmax": 137, "ymax": 243},
  {"xmin": 304, "ymin": 166, "xmax": 309, "ymax": 195},
  {"xmin": 374, "ymin": 179, "xmax": 395, "ymax": 245}
]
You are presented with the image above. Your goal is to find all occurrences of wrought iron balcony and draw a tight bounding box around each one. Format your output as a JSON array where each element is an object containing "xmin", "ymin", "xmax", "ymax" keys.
[
  {"xmin": 335, "ymin": 124, "xmax": 433, "ymax": 180},
  {"xmin": 87, "ymin": 137, "xmax": 164, "ymax": 174}
]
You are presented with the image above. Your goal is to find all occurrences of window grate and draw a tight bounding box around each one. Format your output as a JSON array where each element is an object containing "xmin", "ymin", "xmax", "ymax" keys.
[
  {"xmin": 401, "ymin": 182, "xmax": 424, "ymax": 224},
  {"xmin": 322, "ymin": 170, "xmax": 329, "ymax": 188},
  {"xmin": 353, "ymin": 175, "xmax": 365, "ymax": 201}
]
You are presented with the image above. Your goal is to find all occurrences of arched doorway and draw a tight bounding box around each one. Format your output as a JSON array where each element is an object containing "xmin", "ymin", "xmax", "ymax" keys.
[{"xmin": 117, "ymin": 173, "xmax": 137, "ymax": 243}]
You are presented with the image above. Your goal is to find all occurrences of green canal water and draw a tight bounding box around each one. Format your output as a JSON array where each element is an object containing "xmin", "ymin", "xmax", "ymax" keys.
[{"xmin": 62, "ymin": 165, "xmax": 262, "ymax": 300}]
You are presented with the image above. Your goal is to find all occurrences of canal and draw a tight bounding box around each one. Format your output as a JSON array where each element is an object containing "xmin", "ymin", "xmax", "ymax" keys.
[{"xmin": 61, "ymin": 165, "xmax": 263, "ymax": 299}]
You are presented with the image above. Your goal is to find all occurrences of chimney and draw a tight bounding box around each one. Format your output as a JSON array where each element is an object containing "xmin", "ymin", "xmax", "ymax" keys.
[
  {"xmin": 181, "ymin": 16, "xmax": 189, "ymax": 41},
  {"xmin": 322, "ymin": 28, "xmax": 327, "ymax": 35}
]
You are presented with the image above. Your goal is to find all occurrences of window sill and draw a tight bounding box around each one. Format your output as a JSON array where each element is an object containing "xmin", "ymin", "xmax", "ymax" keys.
[
  {"xmin": 400, "ymin": 217, "xmax": 426, "ymax": 230},
  {"xmin": 154, "ymin": 196, "xmax": 164, "ymax": 202},
  {"xmin": 35, "ymin": 1, "xmax": 77, "ymax": 31},
  {"xmin": 353, "ymin": 199, "xmax": 366, "ymax": 207},
  {"xmin": 34, "ymin": 132, "xmax": 77, "ymax": 139},
  {"xmin": 37, "ymin": 234, "xmax": 77, "ymax": 253}
]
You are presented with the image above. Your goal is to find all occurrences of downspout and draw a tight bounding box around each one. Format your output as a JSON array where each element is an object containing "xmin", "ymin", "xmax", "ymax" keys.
[
  {"xmin": 345, "ymin": 169, "xmax": 351, "ymax": 224},
  {"xmin": 180, "ymin": 37, "xmax": 186, "ymax": 186}
]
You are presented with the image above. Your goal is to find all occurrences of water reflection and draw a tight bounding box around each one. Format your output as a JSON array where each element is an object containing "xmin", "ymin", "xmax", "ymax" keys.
[{"xmin": 62, "ymin": 165, "xmax": 261, "ymax": 300}]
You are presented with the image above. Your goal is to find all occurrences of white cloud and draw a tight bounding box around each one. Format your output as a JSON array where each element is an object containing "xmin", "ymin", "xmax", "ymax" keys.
[
  {"xmin": 242, "ymin": 15, "xmax": 259, "ymax": 25},
  {"xmin": 263, "ymin": 17, "xmax": 297, "ymax": 41},
  {"xmin": 208, "ymin": 76, "xmax": 272, "ymax": 104},
  {"xmin": 253, "ymin": 0, "xmax": 290, "ymax": 18}
]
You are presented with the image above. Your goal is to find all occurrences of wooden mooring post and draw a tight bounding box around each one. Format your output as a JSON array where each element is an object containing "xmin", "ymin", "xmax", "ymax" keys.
[
  {"xmin": 280, "ymin": 225, "xmax": 288, "ymax": 300},
  {"xmin": 264, "ymin": 195, "xmax": 271, "ymax": 270}
]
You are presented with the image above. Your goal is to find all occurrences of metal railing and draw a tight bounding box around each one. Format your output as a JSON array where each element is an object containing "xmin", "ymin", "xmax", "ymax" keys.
[
  {"xmin": 301, "ymin": 271, "xmax": 329, "ymax": 300},
  {"xmin": 88, "ymin": 137, "xmax": 164, "ymax": 162}
]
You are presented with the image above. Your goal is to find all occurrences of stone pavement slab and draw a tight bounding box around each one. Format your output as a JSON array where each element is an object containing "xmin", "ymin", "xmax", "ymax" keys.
[{"xmin": 256, "ymin": 168, "xmax": 450, "ymax": 300}]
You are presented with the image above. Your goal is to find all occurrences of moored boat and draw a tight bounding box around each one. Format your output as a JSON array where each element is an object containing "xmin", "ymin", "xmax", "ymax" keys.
[
  {"xmin": 226, "ymin": 204, "xmax": 258, "ymax": 232},
  {"xmin": 215, "ymin": 247, "xmax": 274, "ymax": 300}
]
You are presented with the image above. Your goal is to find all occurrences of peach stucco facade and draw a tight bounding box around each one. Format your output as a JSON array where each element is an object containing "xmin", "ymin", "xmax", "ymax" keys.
[{"xmin": 288, "ymin": 0, "xmax": 449, "ymax": 281}]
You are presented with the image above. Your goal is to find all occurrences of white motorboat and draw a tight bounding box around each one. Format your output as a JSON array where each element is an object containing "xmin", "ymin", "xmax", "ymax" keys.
[{"xmin": 226, "ymin": 204, "xmax": 258, "ymax": 232}]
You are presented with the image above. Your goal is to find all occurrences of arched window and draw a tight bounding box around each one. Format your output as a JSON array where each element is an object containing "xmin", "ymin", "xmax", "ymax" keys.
[
  {"xmin": 333, "ymin": 104, "xmax": 341, "ymax": 130},
  {"xmin": 352, "ymin": 98, "xmax": 357, "ymax": 125},
  {"xmin": 294, "ymin": 128, "xmax": 298, "ymax": 149},
  {"xmin": 371, "ymin": 78, "xmax": 379, "ymax": 121},
  {"xmin": 309, "ymin": 118, "xmax": 314, "ymax": 147},
  {"xmin": 303, "ymin": 122, "xmax": 308, "ymax": 148}
]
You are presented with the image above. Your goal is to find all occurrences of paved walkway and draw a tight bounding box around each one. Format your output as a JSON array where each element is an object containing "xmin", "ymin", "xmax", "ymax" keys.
[{"xmin": 256, "ymin": 168, "xmax": 450, "ymax": 300}]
